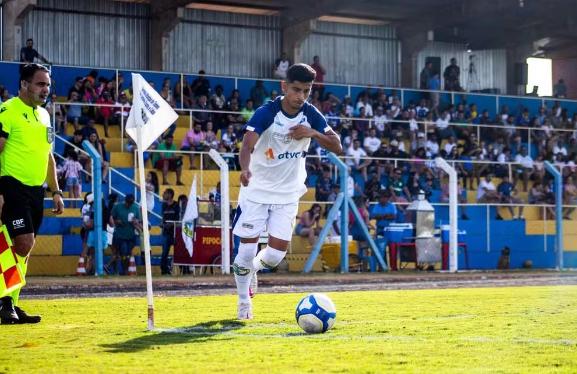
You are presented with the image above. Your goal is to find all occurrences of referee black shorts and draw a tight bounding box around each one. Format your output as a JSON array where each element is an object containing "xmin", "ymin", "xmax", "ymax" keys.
[{"xmin": 1, "ymin": 176, "xmax": 45, "ymax": 238}]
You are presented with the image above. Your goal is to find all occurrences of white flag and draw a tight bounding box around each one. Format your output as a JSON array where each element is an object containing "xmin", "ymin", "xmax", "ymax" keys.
[
  {"xmin": 182, "ymin": 175, "xmax": 199, "ymax": 257},
  {"xmin": 126, "ymin": 73, "xmax": 178, "ymax": 150}
]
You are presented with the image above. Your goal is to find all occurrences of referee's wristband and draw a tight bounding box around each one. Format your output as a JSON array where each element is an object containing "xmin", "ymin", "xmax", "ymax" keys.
[{"xmin": 52, "ymin": 190, "xmax": 63, "ymax": 197}]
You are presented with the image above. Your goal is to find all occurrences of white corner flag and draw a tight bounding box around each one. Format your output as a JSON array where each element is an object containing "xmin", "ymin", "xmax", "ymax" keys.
[
  {"xmin": 126, "ymin": 73, "xmax": 178, "ymax": 332},
  {"xmin": 182, "ymin": 175, "xmax": 199, "ymax": 257},
  {"xmin": 126, "ymin": 73, "xmax": 178, "ymax": 149}
]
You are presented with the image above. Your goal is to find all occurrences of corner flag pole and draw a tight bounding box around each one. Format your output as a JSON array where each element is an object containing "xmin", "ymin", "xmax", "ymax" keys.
[{"xmin": 136, "ymin": 124, "xmax": 155, "ymax": 331}]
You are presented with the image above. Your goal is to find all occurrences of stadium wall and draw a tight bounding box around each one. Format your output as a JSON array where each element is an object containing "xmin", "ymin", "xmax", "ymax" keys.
[
  {"xmin": 300, "ymin": 22, "xmax": 399, "ymax": 87},
  {"xmin": 418, "ymin": 42, "xmax": 507, "ymax": 94},
  {"xmin": 21, "ymin": 0, "xmax": 150, "ymax": 69},
  {"xmin": 167, "ymin": 9, "xmax": 281, "ymax": 78}
]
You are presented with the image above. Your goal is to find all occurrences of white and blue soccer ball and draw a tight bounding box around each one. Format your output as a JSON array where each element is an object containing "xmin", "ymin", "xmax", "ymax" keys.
[{"xmin": 295, "ymin": 293, "xmax": 337, "ymax": 334}]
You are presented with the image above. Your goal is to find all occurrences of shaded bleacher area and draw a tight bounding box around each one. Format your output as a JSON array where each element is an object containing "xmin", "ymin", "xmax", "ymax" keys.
[{"xmin": 3, "ymin": 62, "xmax": 577, "ymax": 273}]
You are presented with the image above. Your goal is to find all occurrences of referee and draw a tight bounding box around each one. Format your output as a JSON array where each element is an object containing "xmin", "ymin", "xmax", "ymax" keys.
[{"xmin": 0, "ymin": 63, "xmax": 64, "ymax": 324}]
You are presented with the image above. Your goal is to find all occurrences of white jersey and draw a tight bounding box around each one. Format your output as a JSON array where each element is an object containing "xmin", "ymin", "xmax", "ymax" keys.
[{"xmin": 240, "ymin": 97, "xmax": 331, "ymax": 205}]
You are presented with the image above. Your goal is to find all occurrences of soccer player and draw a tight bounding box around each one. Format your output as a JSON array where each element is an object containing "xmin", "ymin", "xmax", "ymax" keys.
[
  {"xmin": 232, "ymin": 64, "xmax": 342, "ymax": 319},
  {"xmin": 0, "ymin": 63, "xmax": 64, "ymax": 324}
]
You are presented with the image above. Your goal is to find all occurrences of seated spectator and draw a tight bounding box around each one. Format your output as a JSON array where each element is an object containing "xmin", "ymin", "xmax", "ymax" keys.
[
  {"xmin": 114, "ymin": 93, "xmax": 131, "ymax": 127},
  {"xmin": 416, "ymin": 99, "xmax": 429, "ymax": 119},
  {"xmin": 226, "ymin": 99, "xmax": 244, "ymax": 133},
  {"xmin": 408, "ymin": 111, "xmax": 419, "ymax": 137},
  {"xmin": 321, "ymin": 92, "xmax": 341, "ymax": 114},
  {"xmin": 205, "ymin": 122, "xmax": 219, "ymax": 151},
  {"xmin": 355, "ymin": 93, "xmax": 373, "ymax": 117},
  {"xmin": 514, "ymin": 146, "xmax": 533, "ymax": 192},
  {"xmin": 315, "ymin": 168, "xmax": 333, "ymax": 201},
  {"xmin": 353, "ymin": 107, "xmax": 370, "ymax": 139},
  {"xmin": 370, "ymin": 192, "xmax": 397, "ymax": 237},
  {"xmin": 174, "ymin": 79, "xmax": 193, "ymax": 109},
  {"xmin": 388, "ymin": 167, "xmax": 411, "ymax": 205},
  {"xmin": 325, "ymin": 103, "xmax": 341, "ymax": 132},
  {"xmin": 221, "ymin": 124, "xmax": 238, "ymax": 152},
  {"xmin": 250, "ymin": 80, "xmax": 268, "ymax": 108},
  {"xmin": 364, "ymin": 170, "xmax": 382, "ymax": 202},
  {"xmin": 554, "ymin": 139, "xmax": 567, "ymax": 157},
  {"xmin": 96, "ymin": 91, "xmax": 115, "ymax": 137},
  {"xmin": 295, "ymin": 204, "xmax": 323, "ymax": 247},
  {"xmin": 210, "ymin": 85, "xmax": 226, "ymax": 127},
  {"xmin": 497, "ymin": 175, "xmax": 525, "ymax": 220},
  {"xmin": 193, "ymin": 95, "xmax": 212, "ymax": 128},
  {"xmin": 160, "ymin": 83, "xmax": 176, "ymax": 108},
  {"xmin": 305, "ymin": 143, "xmax": 321, "ymax": 177},
  {"xmin": 342, "ymin": 94, "xmax": 354, "ymax": 116},
  {"xmin": 440, "ymin": 181, "xmax": 469, "ymax": 220},
  {"xmin": 425, "ymin": 132, "xmax": 439, "ymax": 158},
  {"xmin": 477, "ymin": 174, "xmax": 501, "ymax": 209},
  {"xmin": 371, "ymin": 141, "xmax": 389, "ymax": 178},
  {"xmin": 0, "ymin": 88, "xmax": 14, "ymax": 104},
  {"xmin": 386, "ymin": 98, "xmax": 402, "ymax": 120},
  {"xmin": 349, "ymin": 197, "xmax": 374, "ymax": 241},
  {"xmin": 82, "ymin": 79, "xmax": 98, "ymax": 103},
  {"xmin": 363, "ymin": 128, "xmax": 380, "ymax": 156},
  {"xmin": 126, "ymin": 135, "xmax": 158, "ymax": 166},
  {"xmin": 181, "ymin": 123, "xmax": 209, "ymax": 170},
  {"xmin": 241, "ymin": 99, "xmax": 255, "ymax": 124},
  {"xmin": 435, "ymin": 110, "xmax": 453, "ymax": 139},
  {"xmin": 346, "ymin": 139, "xmax": 371, "ymax": 182},
  {"xmin": 81, "ymin": 118, "xmax": 98, "ymax": 140},
  {"xmin": 67, "ymin": 92, "xmax": 88, "ymax": 132},
  {"xmin": 152, "ymin": 135, "xmax": 184, "ymax": 185},
  {"xmin": 411, "ymin": 148, "xmax": 434, "ymax": 179},
  {"xmin": 343, "ymin": 128, "xmax": 358, "ymax": 151},
  {"xmin": 530, "ymin": 181, "xmax": 555, "ymax": 220},
  {"xmin": 316, "ymin": 144, "xmax": 332, "ymax": 172},
  {"xmin": 443, "ymin": 135, "xmax": 458, "ymax": 156}
]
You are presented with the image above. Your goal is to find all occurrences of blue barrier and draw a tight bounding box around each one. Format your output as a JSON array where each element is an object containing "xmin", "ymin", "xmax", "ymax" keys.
[
  {"xmin": 544, "ymin": 161, "xmax": 563, "ymax": 270},
  {"xmin": 82, "ymin": 140, "xmax": 103, "ymax": 276}
]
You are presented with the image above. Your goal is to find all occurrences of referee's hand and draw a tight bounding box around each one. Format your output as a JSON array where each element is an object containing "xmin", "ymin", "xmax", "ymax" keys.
[{"xmin": 52, "ymin": 195, "xmax": 64, "ymax": 215}]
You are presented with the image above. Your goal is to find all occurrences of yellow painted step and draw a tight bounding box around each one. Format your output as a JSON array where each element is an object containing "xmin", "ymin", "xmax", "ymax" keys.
[
  {"xmin": 31, "ymin": 235, "xmax": 63, "ymax": 256},
  {"xmin": 525, "ymin": 220, "xmax": 557, "ymax": 235},
  {"xmin": 44, "ymin": 208, "xmax": 81, "ymax": 218},
  {"xmin": 133, "ymin": 246, "xmax": 165, "ymax": 255},
  {"xmin": 497, "ymin": 206, "xmax": 541, "ymax": 221},
  {"xmin": 27, "ymin": 256, "xmax": 78, "ymax": 276},
  {"xmin": 563, "ymin": 235, "xmax": 577, "ymax": 251}
]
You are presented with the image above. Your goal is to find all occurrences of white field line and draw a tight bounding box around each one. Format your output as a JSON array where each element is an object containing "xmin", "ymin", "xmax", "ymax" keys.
[{"xmin": 154, "ymin": 327, "xmax": 577, "ymax": 346}]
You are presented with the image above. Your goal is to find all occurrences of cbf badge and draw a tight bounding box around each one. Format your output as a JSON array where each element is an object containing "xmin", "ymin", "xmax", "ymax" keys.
[
  {"xmin": 46, "ymin": 126, "xmax": 54, "ymax": 144},
  {"xmin": 183, "ymin": 221, "xmax": 194, "ymax": 239}
]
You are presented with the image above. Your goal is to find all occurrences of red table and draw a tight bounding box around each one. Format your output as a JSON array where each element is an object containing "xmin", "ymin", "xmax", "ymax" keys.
[{"xmin": 388, "ymin": 242, "xmax": 469, "ymax": 271}]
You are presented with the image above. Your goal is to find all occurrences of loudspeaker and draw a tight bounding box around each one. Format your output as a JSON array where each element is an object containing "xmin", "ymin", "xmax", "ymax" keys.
[
  {"xmin": 514, "ymin": 63, "xmax": 528, "ymax": 85},
  {"xmin": 425, "ymin": 56, "xmax": 442, "ymax": 76}
]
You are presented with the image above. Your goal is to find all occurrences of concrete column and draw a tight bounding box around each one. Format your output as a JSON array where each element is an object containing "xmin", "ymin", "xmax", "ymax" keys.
[
  {"xmin": 282, "ymin": 20, "xmax": 316, "ymax": 64},
  {"xmin": 2, "ymin": 0, "xmax": 36, "ymax": 62},
  {"xmin": 400, "ymin": 33, "xmax": 428, "ymax": 88},
  {"xmin": 149, "ymin": 3, "xmax": 184, "ymax": 71},
  {"xmin": 505, "ymin": 42, "xmax": 534, "ymax": 96}
]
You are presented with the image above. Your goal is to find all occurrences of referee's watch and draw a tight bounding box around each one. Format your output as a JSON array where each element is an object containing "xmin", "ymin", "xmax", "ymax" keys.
[{"xmin": 52, "ymin": 190, "xmax": 63, "ymax": 198}]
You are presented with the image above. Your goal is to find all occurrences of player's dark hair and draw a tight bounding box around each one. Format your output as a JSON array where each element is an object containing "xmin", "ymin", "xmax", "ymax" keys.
[
  {"xmin": 286, "ymin": 63, "xmax": 316, "ymax": 84},
  {"xmin": 27, "ymin": 38, "xmax": 33, "ymax": 43},
  {"xmin": 20, "ymin": 63, "xmax": 49, "ymax": 83}
]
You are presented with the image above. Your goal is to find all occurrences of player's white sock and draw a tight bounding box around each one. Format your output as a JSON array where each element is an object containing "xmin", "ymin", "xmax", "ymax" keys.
[
  {"xmin": 253, "ymin": 246, "xmax": 286, "ymax": 272},
  {"xmin": 233, "ymin": 242, "xmax": 258, "ymax": 304}
]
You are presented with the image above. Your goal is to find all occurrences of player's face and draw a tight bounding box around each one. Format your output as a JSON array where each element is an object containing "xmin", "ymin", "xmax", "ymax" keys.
[
  {"xmin": 282, "ymin": 80, "xmax": 312, "ymax": 111},
  {"xmin": 28, "ymin": 70, "xmax": 51, "ymax": 105}
]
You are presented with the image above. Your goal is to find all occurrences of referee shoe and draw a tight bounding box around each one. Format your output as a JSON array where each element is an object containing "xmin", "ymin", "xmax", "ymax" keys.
[{"xmin": 0, "ymin": 296, "xmax": 19, "ymax": 324}]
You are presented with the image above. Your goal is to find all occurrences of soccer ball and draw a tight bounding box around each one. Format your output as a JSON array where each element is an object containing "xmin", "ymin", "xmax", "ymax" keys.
[{"xmin": 295, "ymin": 293, "xmax": 336, "ymax": 334}]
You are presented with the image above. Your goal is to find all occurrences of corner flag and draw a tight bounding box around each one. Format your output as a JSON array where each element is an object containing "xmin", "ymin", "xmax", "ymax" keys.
[
  {"xmin": 0, "ymin": 225, "xmax": 25, "ymax": 298},
  {"xmin": 182, "ymin": 175, "xmax": 199, "ymax": 257}
]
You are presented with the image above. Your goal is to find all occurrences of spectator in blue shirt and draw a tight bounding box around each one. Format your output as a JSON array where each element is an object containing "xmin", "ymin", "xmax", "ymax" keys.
[
  {"xmin": 370, "ymin": 192, "xmax": 397, "ymax": 237},
  {"xmin": 428, "ymin": 72, "xmax": 441, "ymax": 110},
  {"xmin": 315, "ymin": 168, "xmax": 334, "ymax": 202},
  {"xmin": 497, "ymin": 175, "xmax": 525, "ymax": 220}
]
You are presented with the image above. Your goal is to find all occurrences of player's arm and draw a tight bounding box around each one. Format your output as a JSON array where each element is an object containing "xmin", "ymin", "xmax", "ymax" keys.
[
  {"xmin": 239, "ymin": 131, "xmax": 259, "ymax": 187},
  {"xmin": 290, "ymin": 126, "xmax": 342, "ymax": 154}
]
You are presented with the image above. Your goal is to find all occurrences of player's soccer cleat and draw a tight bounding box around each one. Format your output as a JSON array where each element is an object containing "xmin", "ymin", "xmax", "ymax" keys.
[
  {"xmin": 0, "ymin": 297, "xmax": 19, "ymax": 324},
  {"xmin": 249, "ymin": 272, "xmax": 258, "ymax": 298},
  {"xmin": 13, "ymin": 306, "xmax": 41, "ymax": 324},
  {"xmin": 237, "ymin": 302, "xmax": 253, "ymax": 320}
]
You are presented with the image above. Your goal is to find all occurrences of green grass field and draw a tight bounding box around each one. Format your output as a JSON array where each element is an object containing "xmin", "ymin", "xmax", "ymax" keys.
[{"xmin": 1, "ymin": 286, "xmax": 576, "ymax": 373}]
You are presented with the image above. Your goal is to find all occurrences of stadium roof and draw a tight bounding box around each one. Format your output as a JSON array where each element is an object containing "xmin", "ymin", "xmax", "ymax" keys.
[{"xmin": 116, "ymin": 0, "xmax": 577, "ymax": 58}]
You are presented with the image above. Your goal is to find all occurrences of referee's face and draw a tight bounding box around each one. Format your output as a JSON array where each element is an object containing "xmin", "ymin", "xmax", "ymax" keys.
[
  {"xmin": 282, "ymin": 80, "xmax": 312, "ymax": 111},
  {"xmin": 28, "ymin": 71, "xmax": 51, "ymax": 105}
]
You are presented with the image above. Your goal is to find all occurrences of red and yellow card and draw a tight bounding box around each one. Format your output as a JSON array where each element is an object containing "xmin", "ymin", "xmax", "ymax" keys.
[{"xmin": 0, "ymin": 225, "xmax": 25, "ymax": 298}]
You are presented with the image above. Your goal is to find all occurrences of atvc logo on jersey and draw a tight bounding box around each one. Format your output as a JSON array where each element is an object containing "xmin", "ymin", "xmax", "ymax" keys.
[{"xmin": 264, "ymin": 148, "xmax": 305, "ymax": 161}]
